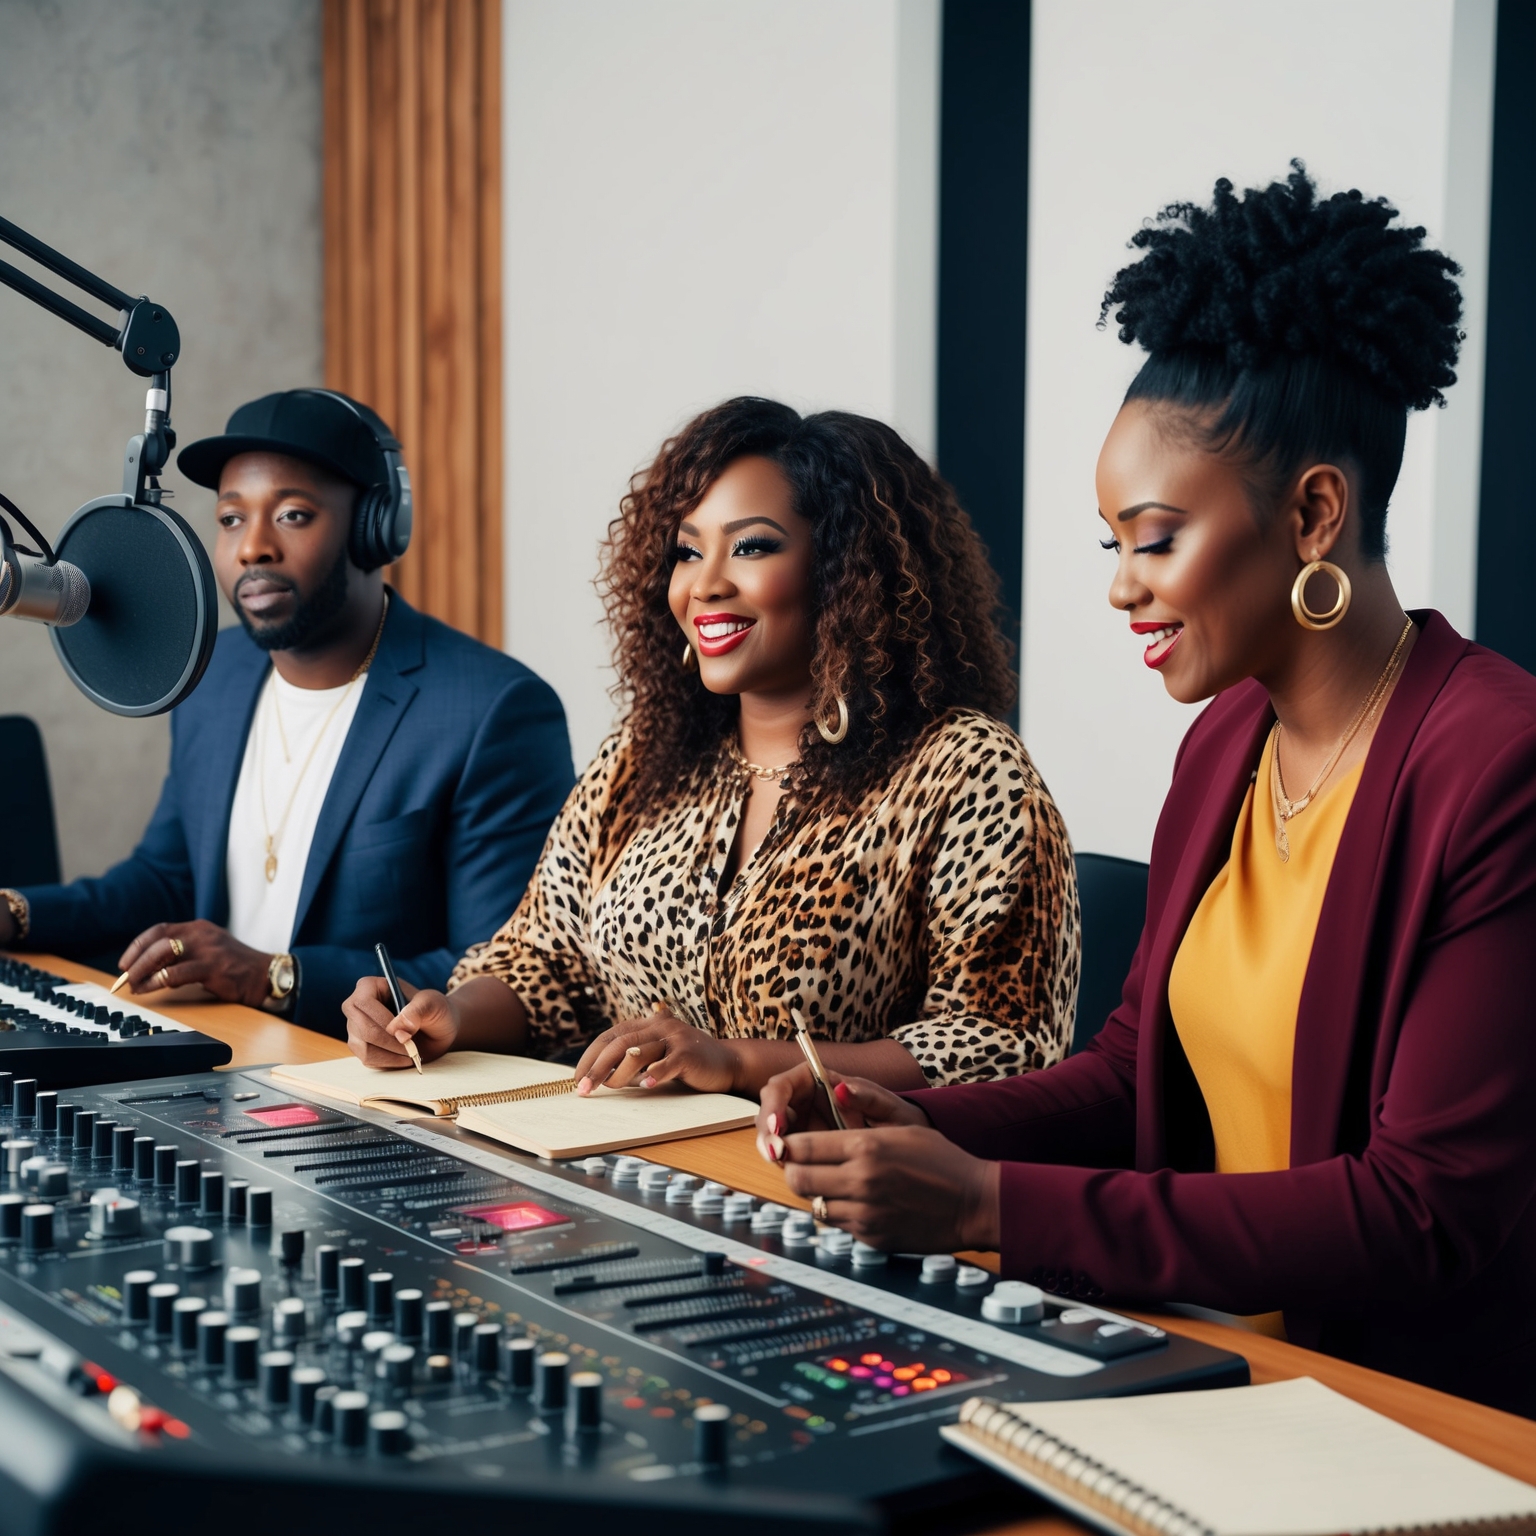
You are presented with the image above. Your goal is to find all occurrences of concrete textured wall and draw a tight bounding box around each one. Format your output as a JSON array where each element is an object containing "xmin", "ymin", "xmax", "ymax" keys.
[{"xmin": 0, "ymin": 0, "xmax": 323, "ymax": 881}]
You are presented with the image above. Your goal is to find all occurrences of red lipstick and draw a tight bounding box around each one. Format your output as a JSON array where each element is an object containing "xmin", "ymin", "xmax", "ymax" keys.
[
  {"xmin": 1130, "ymin": 619, "xmax": 1184, "ymax": 670},
  {"xmin": 693, "ymin": 611, "xmax": 757, "ymax": 657}
]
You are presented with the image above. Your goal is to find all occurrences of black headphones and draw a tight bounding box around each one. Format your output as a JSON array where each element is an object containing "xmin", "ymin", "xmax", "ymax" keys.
[{"xmin": 295, "ymin": 389, "xmax": 414, "ymax": 573}]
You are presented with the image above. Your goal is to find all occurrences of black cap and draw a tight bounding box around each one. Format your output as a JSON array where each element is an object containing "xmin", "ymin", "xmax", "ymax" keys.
[{"xmin": 177, "ymin": 390, "xmax": 392, "ymax": 492}]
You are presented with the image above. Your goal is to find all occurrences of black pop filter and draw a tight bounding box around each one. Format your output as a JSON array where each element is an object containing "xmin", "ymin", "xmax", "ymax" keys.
[{"xmin": 50, "ymin": 496, "xmax": 217, "ymax": 716}]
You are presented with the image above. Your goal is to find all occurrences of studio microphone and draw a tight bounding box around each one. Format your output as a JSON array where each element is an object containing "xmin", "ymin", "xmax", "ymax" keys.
[{"xmin": 0, "ymin": 526, "xmax": 92, "ymax": 627}]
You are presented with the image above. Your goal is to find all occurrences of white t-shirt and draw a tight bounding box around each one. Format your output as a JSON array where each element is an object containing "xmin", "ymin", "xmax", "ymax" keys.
[{"xmin": 226, "ymin": 668, "xmax": 367, "ymax": 955}]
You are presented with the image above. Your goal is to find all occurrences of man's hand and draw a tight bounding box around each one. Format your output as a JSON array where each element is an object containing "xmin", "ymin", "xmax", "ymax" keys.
[
  {"xmin": 778, "ymin": 1123, "xmax": 1001, "ymax": 1254},
  {"xmin": 573, "ymin": 1007, "xmax": 741, "ymax": 1095},
  {"xmin": 117, "ymin": 921, "xmax": 276, "ymax": 1010},
  {"xmin": 343, "ymin": 976, "xmax": 459, "ymax": 1069},
  {"xmin": 755, "ymin": 1063, "xmax": 928, "ymax": 1158}
]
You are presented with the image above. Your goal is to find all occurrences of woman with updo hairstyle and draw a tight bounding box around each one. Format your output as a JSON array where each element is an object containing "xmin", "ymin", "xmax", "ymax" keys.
[
  {"xmin": 343, "ymin": 398, "xmax": 1080, "ymax": 1096},
  {"xmin": 758, "ymin": 165, "xmax": 1536, "ymax": 1413}
]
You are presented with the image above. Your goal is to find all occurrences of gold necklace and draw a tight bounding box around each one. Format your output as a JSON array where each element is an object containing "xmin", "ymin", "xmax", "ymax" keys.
[
  {"xmin": 258, "ymin": 596, "xmax": 388, "ymax": 882},
  {"xmin": 725, "ymin": 737, "xmax": 797, "ymax": 785},
  {"xmin": 1268, "ymin": 617, "xmax": 1413, "ymax": 862}
]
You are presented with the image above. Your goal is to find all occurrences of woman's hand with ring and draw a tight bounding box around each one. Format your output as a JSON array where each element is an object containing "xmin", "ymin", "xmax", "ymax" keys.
[
  {"xmin": 755, "ymin": 1064, "xmax": 928, "ymax": 1160},
  {"xmin": 574, "ymin": 1005, "xmax": 740, "ymax": 1095}
]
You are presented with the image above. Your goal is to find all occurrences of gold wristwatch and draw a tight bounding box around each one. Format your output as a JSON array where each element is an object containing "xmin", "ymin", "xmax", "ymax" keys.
[{"xmin": 267, "ymin": 952, "xmax": 297, "ymax": 1010}]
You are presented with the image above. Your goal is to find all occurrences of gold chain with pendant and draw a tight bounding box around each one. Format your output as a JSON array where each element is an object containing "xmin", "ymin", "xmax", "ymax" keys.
[{"xmin": 257, "ymin": 595, "xmax": 389, "ymax": 882}]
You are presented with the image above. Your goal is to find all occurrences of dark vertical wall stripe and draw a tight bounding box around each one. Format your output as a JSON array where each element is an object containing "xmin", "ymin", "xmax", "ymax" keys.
[
  {"xmin": 936, "ymin": 0, "xmax": 1031, "ymax": 700},
  {"xmin": 1475, "ymin": 0, "xmax": 1535, "ymax": 672}
]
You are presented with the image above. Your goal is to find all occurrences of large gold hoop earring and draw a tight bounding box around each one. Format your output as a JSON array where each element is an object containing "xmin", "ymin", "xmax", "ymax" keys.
[
  {"xmin": 681, "ymin": 641, "xmax": 697, "ymax": 672},
  {"xmin": 816, "ymin": 695, "xmax": 849, "ymax": 746},
  {"xmin": 1291, "ymin": 559, "xmax": 1352, "ymax": 631}
]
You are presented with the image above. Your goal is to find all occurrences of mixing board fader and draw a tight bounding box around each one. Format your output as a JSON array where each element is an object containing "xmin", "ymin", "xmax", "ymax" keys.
[{"xmin": 0, "ymin": 1067, "xmax": 1248, "ymax": 1535}]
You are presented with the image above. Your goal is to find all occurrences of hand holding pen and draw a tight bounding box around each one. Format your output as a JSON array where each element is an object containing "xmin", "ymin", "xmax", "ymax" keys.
[{"xmin": 374, "ymin": 943, "xmax": 424, "ymax": 1073}]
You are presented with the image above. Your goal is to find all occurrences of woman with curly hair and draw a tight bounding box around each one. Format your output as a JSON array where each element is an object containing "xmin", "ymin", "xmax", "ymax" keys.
[
  {"xmin": 759, "ymin": 164, "xmax": 1536, "ymax": 1412},
  {"xmin": 342, "ymin": 398, "xmax": 1080, "ymax": 1095}
]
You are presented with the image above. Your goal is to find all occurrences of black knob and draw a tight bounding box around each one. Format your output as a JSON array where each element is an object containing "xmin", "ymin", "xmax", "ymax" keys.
[
  {"xmin": 339, "ymin": 1256, "xmax": 366, "ymax": 1309},
  {"xmin": 148, "ymin": 1281, "xmax": 180, "ymax": 1336},
  {"xmin": 92, "ymin": 1119, "xmax": 116, "ymax": 1158},
  {"xmin": 35, "ymin": 1091, "xmax": 57, "ymax": 1132},
  {"xmin": 37, "ymin": 1165, "xmax": 68, "ymax": 1199},
  {"xmin": 173, "ymin": 1295, "xmax": 206, "ymax": 1351},
  {"xmin": 123, "ymin": 1268, "xmax": 156, "ymax": 1323},
  {"xmin": 503, "ymin": 1335, "xmax": 536, "ymax": 1391},
  {"xmin": 56, "ymin": 1104, "xmax": 78, "ymax": 1142},
  {"xmin": 174, "ymin": 1160, "xmax": 199, "ymax": 1203},
  {"xmin": 247, "ymin": 1186, "xmax": 272, "ymax": 1226},
  {"xmin": 224, "ymin": 1267, "xmax": 262, "ymax": 1316},
  {"xmin": 0, "ymin": 1072, "xmax": 11, "ymax": 1112},
  {"xmin": 570, "ymin": 1371, "xmax": 603, "ymax": 1431},
  {"xmin": 0, "ymin": 1194, "xmax": 25, "ymax": 1242},
  {"xmin": 381, "ymin": 1343, "xmax": 416, "ymax": 1389},
  {"xmin": 261, "ymin": 1350, "xmax": 294, "ymax": 1407},
  {"xmin": 225, "ymin": 1179, "xmax": 248, "ymax": 1222},
  {"xmin": 313, "ymin": 1384, "xmax": 341, "ymax": 1436},
  {"xmin": 153, "ymin": 1145, "xmax": 177, "ymax": 1186},
  {"xmin": 369, "ymin": 1408, "xmax": 409, "ymax": 1457},
  {"xmin": 316, "ymin": 1244, "xmax": 340, "ymax": 1295},
  {"xmin": 273, "ymin": 1297, "xmax": 307, "ymax": 1343},
  {"xmin": 702, "ymin": 1250, "xmax": 727, "ymax": 1275},
  {"xmin": 112, "ymin": 1125, "xmax": 135, "ymax": 1171},
  {"xmin": 133, "ymin": 1136, "xmax": 156, "ymax": 1180},
  {"xmin": 424, "ymin": 1300, "xmax": 452, "ymax": 1352},
  {"xmin": 366, "ymin": 1271, "xmax": 393, "ymax": 1322},
  {"xmin": 425, "ymin": 1354, "xmax": 453, "ymax": 1384},
  {"xmin": 197, "ymin": 1310, "xmax": 228, "ymax": 1368},
  {"xmin": 453, "ymin": 1311, "xmax": 479, "ymax": 1356},
  {"xmin": 393, "ymin": 1288, "xmax": 423, "ymax": 1341},
  {"xmin": 280, "ymin": 1228, "xmax": 305, "ymax": 1269},
  {"xmin": 200, "ymin": 1171, "xmax": 225, "ymax": 1218},
  {"xmin": 21, "ymin": 1203, "xmax": 53, "ymax": 1253},
  {"xmin": 73, "ymin": 1109, "xmax": 97, "ymax": 1152},
  {"xmin": 226, "ymin": 1325, "xmax": 260, "ymax": 1384},
  {"xmin": 292, "ymin": 1366, "xmax": 326, "ymax": 1424},
  {"xmin": 473, "ymin": 1322, "xmax": 502, "ymax": 1376},
  {"xmin": 694, "ymin": 1402, "xmax": 732, "ymax": 1466},
  {"xmin": 536, "ymin": 1351, "xmax": 569, "ymax": 1412},
  {"xmin": 333, "ymin": 1390, "xmax": 370, "ymax": 1449},
  {"xmin": 12, "ymin": 1079, "xmax": 37, "ymax": 1119},
  {"xmin": 335, "ymin": 1310, "xmax": 370, "ymax": 1349}
]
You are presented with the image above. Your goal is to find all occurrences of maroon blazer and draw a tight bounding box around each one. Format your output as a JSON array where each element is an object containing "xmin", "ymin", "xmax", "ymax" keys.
[{"xmin": 909, "ymin": 612, "xmax": 1536, "ymax": 1414}]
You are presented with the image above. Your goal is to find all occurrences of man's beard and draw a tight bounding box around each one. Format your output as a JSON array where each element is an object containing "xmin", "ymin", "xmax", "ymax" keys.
[{"xmin": 234, "ymin": 547, "xmax": 352, "ymax": 653}]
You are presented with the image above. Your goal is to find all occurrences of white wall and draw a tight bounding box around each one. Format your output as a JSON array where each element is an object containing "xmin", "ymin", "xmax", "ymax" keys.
[
  {"xmin": 1022, "ymin": 0, "xmax": 1496, "ymax": 862},
  {"xmin": 0, "ymin": 0, "xmax": 323, "ymax": 880},
  {"xmin": 502, "ymin": 0, "xmax": 940, "ymax": 767}
]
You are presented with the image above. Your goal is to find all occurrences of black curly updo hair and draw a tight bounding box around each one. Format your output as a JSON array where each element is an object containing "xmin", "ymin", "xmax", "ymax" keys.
[{"xmin": 1101, "ymin": 161, "xmax": 1463, "ymax": 558}]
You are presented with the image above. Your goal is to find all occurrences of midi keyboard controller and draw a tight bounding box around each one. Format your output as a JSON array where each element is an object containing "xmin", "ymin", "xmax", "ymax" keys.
[{"xmin": 0, "ymin": 1067, "xmax": 1248, "ymax": 1535}]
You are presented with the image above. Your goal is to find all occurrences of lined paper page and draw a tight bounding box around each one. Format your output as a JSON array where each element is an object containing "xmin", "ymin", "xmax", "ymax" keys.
[
  {"xmin": 272, "ymin": 1051, "xmax": 573, "ymax": 1113},
  {"xmin": 995, "ymin": 1378, "xmax": 1536, "ymax": 1535}
]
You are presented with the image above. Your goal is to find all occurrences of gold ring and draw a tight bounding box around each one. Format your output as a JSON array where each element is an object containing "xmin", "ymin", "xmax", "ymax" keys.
[
  {"xmin": 154, "ymin": 968, "xmax": 171, "ymax": 990},
  {"xmin": 168, "ymin": 937, "xmax": 185, "ymax": 959},
  {"xmin": 811, "ymin": 1196, "xmax": 829, "ymax": 1224}
]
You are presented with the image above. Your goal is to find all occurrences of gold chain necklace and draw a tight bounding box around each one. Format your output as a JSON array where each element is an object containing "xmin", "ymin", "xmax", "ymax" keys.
[
  {"xmin": 1268, "ymin": 616, "xmax": 1413, "ymax": 862},
  {"xmin": 725, "ymin": 737, "xmax": 798, "ymax": 785},
  {"xmin": 258, "ymin": 596, "xmax": 388, "ymax": 882}
]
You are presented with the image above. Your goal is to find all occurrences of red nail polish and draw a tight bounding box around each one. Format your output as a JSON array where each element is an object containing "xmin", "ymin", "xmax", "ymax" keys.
[
  {"xmin": 767, "ymin": 1113, "xmax": 779, "ymax": 1135},
  {"xmin": 834, "ymin": 1082, "xmax": 851, "ymax": 1104}
]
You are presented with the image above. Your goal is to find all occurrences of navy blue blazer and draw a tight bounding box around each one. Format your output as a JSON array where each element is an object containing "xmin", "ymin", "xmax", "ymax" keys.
[{"xmin": 19, "ymin": 594, "xmax": 574, "ymax": 1035}]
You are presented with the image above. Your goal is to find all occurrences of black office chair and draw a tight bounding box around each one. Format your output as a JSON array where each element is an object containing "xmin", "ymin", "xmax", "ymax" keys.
[
  {"xmin": 0, "ymin": 715, "xmax": 62, "ymax": 887},
  {"xmin": 1071, "ymin": 851, "xmax": 1150, "ymax": 1054}
]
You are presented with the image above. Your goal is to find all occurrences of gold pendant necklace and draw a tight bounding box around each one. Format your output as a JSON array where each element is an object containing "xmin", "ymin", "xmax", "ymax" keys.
[
  {"xmin": 258, "ymin": 595, "xmax": 389, "ymax": 882},
  {"xmin": 1269, "ymin": 617, "xmax": 1413, "ymax": 862}
]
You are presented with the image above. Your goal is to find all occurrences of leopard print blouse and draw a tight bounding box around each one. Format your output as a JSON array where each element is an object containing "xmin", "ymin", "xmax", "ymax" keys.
[{"xmin": 449, "ymin": 709, "xmax": 1080, "ymax": 1085}]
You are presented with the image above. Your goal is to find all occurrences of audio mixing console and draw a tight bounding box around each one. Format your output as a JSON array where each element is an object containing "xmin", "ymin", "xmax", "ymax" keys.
[
  {"xmin": 0, "ymin": 1067, "xmax": 1248, "ymax": 1535},
  {"xmin": 0, "ymin": 957, "xmax": 231, "ymax": 1086}
]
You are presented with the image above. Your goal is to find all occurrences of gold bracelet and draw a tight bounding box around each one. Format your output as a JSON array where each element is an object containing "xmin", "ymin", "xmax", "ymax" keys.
[{"xmin": 1, "ymin": 889, "xmax": 29, "ymax": 943}]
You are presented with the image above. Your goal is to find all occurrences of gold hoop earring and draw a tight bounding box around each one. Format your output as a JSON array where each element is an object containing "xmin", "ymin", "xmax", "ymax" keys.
[
  {"xmin": 816, "ymin": 695, "xmax": 849, "ymax": 746},
  {"xmin": 1291, "ymin": 559, "xmax": 1352, "ymax": 631},
  {"xmin": 681, "ymin": 641, "xmax": 697, "ymax": 672}
]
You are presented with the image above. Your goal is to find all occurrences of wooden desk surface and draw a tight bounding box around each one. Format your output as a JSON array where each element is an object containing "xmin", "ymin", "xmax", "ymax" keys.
[{"xmin": 17, "ymin": 951, "xmax": 1536, "ymax": 1531}]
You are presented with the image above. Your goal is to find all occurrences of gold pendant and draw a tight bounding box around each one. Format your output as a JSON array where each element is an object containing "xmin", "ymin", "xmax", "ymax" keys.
[
  {"xmin": 265, "ymin": 841, "xmax": 278, "ymax": 883},
  {"xmin": 1274, "ymin": 815, "xmax": 1290, "ymax": 864}
]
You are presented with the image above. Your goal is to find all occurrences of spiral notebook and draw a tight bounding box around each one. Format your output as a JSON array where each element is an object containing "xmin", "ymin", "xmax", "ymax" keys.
[
  {"xmin": 269, "ymin": 1050, "xmax": 757, "ymax": 1157},
  {"xmin": 942, "ymin": 1377, "xmax": 1536, "ymax": 1536}
]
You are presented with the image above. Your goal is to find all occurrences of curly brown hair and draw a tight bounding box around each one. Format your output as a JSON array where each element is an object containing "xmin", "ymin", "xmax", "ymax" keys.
[{"xmin": 598, "ymin": 397, "xmax": 1017, "ymax": 815}]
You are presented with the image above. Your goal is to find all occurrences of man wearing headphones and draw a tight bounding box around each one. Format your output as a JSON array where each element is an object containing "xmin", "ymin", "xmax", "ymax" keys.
[{"xmin": 0, "ymin": 390, "xmax": 574, "ymax": 1035}]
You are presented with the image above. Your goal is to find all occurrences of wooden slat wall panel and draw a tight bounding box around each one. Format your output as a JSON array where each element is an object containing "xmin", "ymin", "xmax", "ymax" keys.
[{"xmin": 321, "ymin": 0, "xmax": 503, "ymax": 647}]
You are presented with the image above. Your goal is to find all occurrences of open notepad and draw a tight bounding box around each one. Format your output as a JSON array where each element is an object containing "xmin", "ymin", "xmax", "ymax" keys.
[
  {"xmin": 942, "ymin": 1377, "xmax": 1536, "ymax": 1536},
  {"xmin": 269, "ymin": 1051, "xmax": 757, "ymax": 1159}
]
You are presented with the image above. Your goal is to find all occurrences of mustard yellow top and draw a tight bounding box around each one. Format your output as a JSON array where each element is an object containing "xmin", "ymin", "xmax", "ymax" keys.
[{"xmin": 1169, "ymin": 728, "xmax": 1362, "ymax": 1177}]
